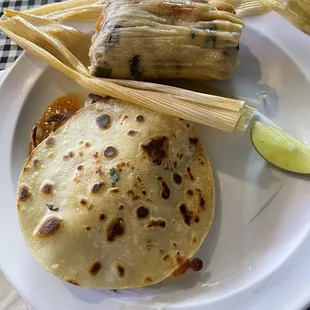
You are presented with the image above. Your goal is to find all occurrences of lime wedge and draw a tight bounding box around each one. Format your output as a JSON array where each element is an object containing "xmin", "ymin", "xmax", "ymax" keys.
[{"xmin": 250, "ymin": 121, "xmax": 310, "ymax": 174}]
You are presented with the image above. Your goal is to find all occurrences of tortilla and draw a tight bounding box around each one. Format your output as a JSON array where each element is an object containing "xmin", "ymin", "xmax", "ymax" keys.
[{"xmin": 17, "ymin": 97, "xmax": 214, "ymax": 289}]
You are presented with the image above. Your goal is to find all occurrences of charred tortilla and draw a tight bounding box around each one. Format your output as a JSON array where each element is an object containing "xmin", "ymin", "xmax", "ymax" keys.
[{"xmin": 17, "ymin": 97, "xmax": 214, "ymax": 289}]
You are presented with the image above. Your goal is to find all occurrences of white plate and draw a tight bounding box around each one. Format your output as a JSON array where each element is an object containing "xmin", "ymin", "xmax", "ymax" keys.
[{"xmin": 1, "ymin": 12, "xmax": 310, "ymax": 310}]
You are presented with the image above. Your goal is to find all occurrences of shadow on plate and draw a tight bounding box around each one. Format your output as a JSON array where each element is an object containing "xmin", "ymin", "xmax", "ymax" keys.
[{"xmin": 197, "ymin": 126, "xmax": 282, "ymax": 188}]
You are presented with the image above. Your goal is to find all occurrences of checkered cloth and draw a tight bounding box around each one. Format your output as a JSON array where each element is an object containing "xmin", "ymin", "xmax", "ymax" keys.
[{"xmin": 0, "ymin": 0, "xmax": 62, "ymax": 70}]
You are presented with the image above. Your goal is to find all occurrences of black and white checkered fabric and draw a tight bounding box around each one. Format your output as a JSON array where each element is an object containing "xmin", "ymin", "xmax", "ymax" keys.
[{"xmin": 0, "ymin": 0, "xmax": 62, "ymax": 70}]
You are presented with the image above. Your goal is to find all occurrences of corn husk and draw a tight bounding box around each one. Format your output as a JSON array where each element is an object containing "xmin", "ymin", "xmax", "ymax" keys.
[
  {"xmin": 264, "ymin": 0, "xmax": 310, "ymax": 35},
  {"xmin": 225, "ymin": 0, "xmax": 271, "ymax": 17},
  {"xmin": 1, "ymin": 0, "xmax": 104, "ymax": 21},
  {"xmin": 224, "ymin": 0, "xmax": 310, "ymax": 34},
  {"xmin": 0, "ymin": 12, "xmax": 257, "ymax": 132},
  {"xmin": 3, "ymin": 0, "xmax": 308, "ymax": 35}
]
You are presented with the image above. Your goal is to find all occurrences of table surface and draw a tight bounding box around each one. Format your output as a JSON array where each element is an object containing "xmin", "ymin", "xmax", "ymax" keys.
[{"xmin": 0, "ymin": 0, "xmax": 62, "ymax": 70}]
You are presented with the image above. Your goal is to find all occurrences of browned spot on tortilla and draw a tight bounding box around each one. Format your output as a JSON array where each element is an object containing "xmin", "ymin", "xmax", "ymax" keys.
[
  {"xmin": 186, "ymin": 167, "xmax": 194, "ymax": 180},
  {"xmin": 136, "ymin": 115, "xmax": 144, "ymax": 123},
  {"xmin": 173, "ymin": 173, "xmax": 182, "ymax": 185},
  {"xmin": 107, "ymin": 218, "xmax": 125, "ymax": 242},
  {"xmin": 85, "ymin": 142, "xmax": 91, "ymax": 147},
  {"xmin": 91, "ymin": 182, "xmax": 104, "ymax": 193},
  {"xmin": 96, "ymin": 114, "xmax": 110, "ymax": 129},
  {"xmin": 96, "ymin": 167, "xmax": 104, "ymax": 176},
  {"xmin": 141, "ymin": 136, "xmax": 169, "ymax": 165},
  {"xmin": 79, "ymin": 151, "xmax": 84, "ymax": 157},
  {"xmin": 89, "ymin": 261, "xmax": 102, "ymax": 276},
  {"xmin": 176, "ymin": 151, "xmax": 184, "ymax": 160},
  {"xmin": 160, "ymin": 181, "xmax": 170, "ymax": 199},
  {"xmin": 127, "ymin": 130, "xmax": 137, "ymax": 136},
  {"xmin": 187, "ymin": 189, "xmax": 194, "ymax": 196},
  {"xmin": 127, "ymin": 190, "xmax": 140, "ymax": 201},
  {"xmin": 93, "ymin": 152, "xmax": 99, "ymax": 159},
  {"xmin": 120, "ymin": 115, "xmax": 128, "ymax": 125},
  {"xmin": 46, "ymin": 204, "xmax": 58, "ymax": 212},
  {"xmin": 189, "ymin": 137, "xmax": 199, "ymax": 145},
  {"xmin": 18, "ymin": 185, "xmax": 30, "ymax": 201},
  {"xmin": 117, "ymin": 161, "xmax": 131, "ymax": 172},
  {"xmin": 163, "ymin": 254, "xmax": 170, "ymax": 261},
  {"xmin": 136, "ymin": 206, "xmax": 149, "ymax": 219},
  {"xmin": 199, "ymin": 195, "xmax": 206, "ymax": 210},
  {"xmin": 35, "ymin": 216, "xmax": 62, "ymax": 237},
  {"xmin": 173, "ymin": 242, "xmax": 177, "ymax": 247},
  {"xmin": 159, "ymin": 249, "xmax": 165, "ymax": 255},
  {"xmin": 41, "ymin": 183, "xmax": 53, "ymax": 194},
  {"xmin": 77, "ymin": 165, "xmax": 83, "ymax": 171},
  {"xmin": 192, "ymin": 237, "xmax": 197, "ymax": 244},
  {"xmin": 64, "ymin": 277, "xmax": 79, "ymax": 286},
  {"xmin": 99, "ymin": 213, "xmax": 106, "ymax": 220},
  {"xmin": 179, "ymin": 203, "xmax": 192, "ymax": 226},
  {"xmin": 144, "ymin": 277, "xmax": 152, "ymax": 283},
  {"xmin": 68, "ymin": 152, "xmax": 74, "ymax": 158},
  {"xmin": 148, "ymin": 218, "xmax": 166, "ymax": 228},
  {"xmin": 157, "ymin": 176, "xmax": 163, "ymax": 181},
  {"xmin": 133, "ymin": 194, "xmax": 140, "ymax": 200},
  {"xmin": 80, "ymin": 199, "xmax": 88, "ymax": 206},
  {"xmin": 117, "ymin": 264, "xmax": 125, "ymax": 278},
  {"xmin": 85, "ymin": 226, "xmax": 91, "ymax": 231},
  {"xmin": 186, "ymin": 123, "xmax": 190, "ymax": 128},
  {"xmin": 194, "ymin": 217, "xmax": 200, "ymax": 223},
  {"xmin": 45, "ymin": 137, "xmax": 55, "ymax": 146},
  {"xmin": 119, "ymin": 205, "xmax": 124, "ymax": 210},
  {"xmin": 104, "ymin": 146, "xmax": 117, "ymax": 158},
  {"xmin": 141, "ymin": 190, "xmax": 147, "ymax": 196},
  {"xmin": 109, "ymin": 188, "xmax": 120, "ymax": 193},
  {"xmin": 146, "ymin": 239, "xmax": 154, "ymax": 251},
  {"xmin": 88, "ymin": 204, "xmax": 94, "ymax": 211},
  {"xmin": 23, "ymin": 167, "xmax": 30, "ymax": 173}
]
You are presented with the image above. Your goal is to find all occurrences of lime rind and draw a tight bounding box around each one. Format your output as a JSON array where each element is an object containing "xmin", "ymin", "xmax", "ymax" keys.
[{"xmin": 250, "ymin": 121, "xmax": 310, "ymax": 174}]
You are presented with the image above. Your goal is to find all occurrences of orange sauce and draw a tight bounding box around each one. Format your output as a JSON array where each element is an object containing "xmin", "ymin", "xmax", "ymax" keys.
[{"xmin": 29, "ymin": 94, "xmax": 84, "ymax": 153}]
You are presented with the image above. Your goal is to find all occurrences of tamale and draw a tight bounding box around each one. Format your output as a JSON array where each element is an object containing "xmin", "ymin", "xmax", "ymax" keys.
[{"xmin": 89, "ymin": 0, "xmax": 245, "ymax": 80}]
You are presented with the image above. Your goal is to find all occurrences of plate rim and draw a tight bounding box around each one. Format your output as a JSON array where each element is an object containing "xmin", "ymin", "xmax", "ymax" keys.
[{"xmin": 0, "ymin": 11, "xmax": 310, "ymax": 310}]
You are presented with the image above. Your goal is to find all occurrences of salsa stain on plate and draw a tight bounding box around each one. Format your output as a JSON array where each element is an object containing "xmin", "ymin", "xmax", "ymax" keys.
[{"xmin": 29, "ymin": 94, "xmax": 84, "ymax": 153}]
